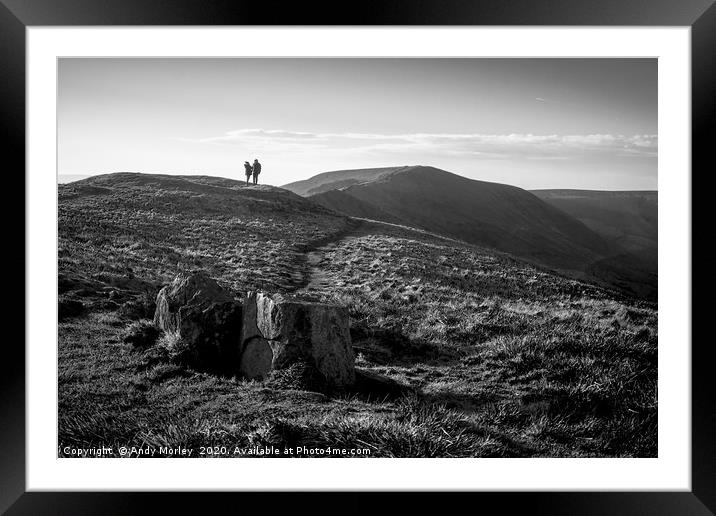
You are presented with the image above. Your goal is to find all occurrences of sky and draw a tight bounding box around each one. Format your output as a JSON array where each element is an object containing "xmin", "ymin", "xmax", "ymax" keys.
[{"xmin": 58, "ymin": 58, "xmax": 657, "ymax": 190}]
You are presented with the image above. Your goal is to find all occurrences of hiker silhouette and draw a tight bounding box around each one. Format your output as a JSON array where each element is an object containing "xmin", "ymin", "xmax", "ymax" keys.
[
  {"xmin": 243, "ymin": 161, "xmax": 252, "ymax": 185},
  {"xmin": 252, "ymin": 159, "xmax": 262, "ymax": 185}
]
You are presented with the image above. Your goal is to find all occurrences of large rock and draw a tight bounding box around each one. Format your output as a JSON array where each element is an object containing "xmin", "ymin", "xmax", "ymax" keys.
[
  {"xmin": 240, "ymin": 292, "xmax": 355, "ymax": 387},
  {"xmin": 154, "ymin": 272, "xmax": 243, "ymax": 372}
]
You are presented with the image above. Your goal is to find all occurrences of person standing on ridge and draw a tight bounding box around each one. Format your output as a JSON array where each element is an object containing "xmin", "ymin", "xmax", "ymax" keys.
[
  {"xmin": 252, "ymin": 158, "xmax": 262, "ymax": 185},
  {"xmin": 243, "ymin": 161, "xmax": 253, "ymax": 185}
]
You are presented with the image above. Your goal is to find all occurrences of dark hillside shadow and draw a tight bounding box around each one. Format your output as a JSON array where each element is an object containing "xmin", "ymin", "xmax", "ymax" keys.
[
  {"xmin": 350, "ymin": 325, "xmax": 461, "ymax": 366},
  {"xmin": 419, "ymin": 391, "xmax": 502, "ymax": 413},
  {"xmin": 350, "ymin": 368, "xmax": 414, "ymax": 401}
]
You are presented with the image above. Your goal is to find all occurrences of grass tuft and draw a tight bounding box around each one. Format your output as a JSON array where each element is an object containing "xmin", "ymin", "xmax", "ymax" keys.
[{"xmin": 122, "ymin": 320, "xmax": 161, "ymax": 349}]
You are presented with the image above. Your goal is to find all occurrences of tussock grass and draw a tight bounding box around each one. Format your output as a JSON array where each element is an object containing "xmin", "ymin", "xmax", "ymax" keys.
[
  {"xmin": 122, "ymin": 320, "xmax": 161, "ymax": 349},
  {"xmin": 248, "ymin": 396, "xmax": 508, "ymax": 458}
]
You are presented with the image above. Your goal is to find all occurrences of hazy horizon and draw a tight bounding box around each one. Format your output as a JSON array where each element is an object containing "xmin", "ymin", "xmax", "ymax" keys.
[
  {"xmin": 58, "ymin": 58, "xmax": 657, "ymax": 190},
  {"xmin": 56, "ymin": 169, "xmax": 659, "ymax": 192}
]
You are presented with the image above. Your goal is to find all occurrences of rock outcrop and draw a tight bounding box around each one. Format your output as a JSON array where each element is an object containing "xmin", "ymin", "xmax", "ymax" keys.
[
  {"xmin": 154, "ymin": 272, "xmax": 243, "ymax": 372},
  {"xmin": 152, "ymin": 274, "xmax": 355, "ymax": 386},
  {"xmin": 240, "ymin": 292, "xmax": 355, "ymax": 387}
]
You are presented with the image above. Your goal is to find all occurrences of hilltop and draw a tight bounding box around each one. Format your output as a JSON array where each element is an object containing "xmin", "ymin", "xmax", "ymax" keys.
[
  {"xmin": 59, "ymin": 172, "xmax": 349, "ymax": 294},
  {"xmin": 58, "ymin": 172, "xmax": 657, "ymax": 458}
]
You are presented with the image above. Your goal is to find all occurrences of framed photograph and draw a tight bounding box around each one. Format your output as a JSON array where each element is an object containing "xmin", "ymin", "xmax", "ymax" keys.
[{"xmin": 6, "ymin": 0, "xmax": 713, "ymax": 513}]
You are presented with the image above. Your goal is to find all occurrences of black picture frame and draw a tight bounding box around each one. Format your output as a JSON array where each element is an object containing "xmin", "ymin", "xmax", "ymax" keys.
[{"xmin": 4, "ymin": 0, "xmax": 712, "ymax": 514}]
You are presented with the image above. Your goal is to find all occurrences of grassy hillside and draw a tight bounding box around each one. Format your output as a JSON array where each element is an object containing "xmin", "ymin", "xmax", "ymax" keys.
[
  {"xmin": 283, "ymin": 166, "xmax": 405, "ymax": 196},
  {"xmin": 532, "ymin": 189, "xmax": 657, "ymax": 300},
  {"xmin": 307, "ymin": 166, "xmax": 613, "ymax": 273},
  {"xmin": 59, "ymin": 173, "xmax": 349, "ymax": 295},
  {"xmin": 306, "ymin": 189, "xmax": 405, "ymax": 225},
  {"xmin": 301, "ymin": 167, "xmax": 656, "ymax": 299},
  {"xmin": 58, "ymin": 173, "xmax": 657, "ymax": 458},
  {"xmin": 532, "ymin": 190, "xmax": 657, "ymax": 255}
]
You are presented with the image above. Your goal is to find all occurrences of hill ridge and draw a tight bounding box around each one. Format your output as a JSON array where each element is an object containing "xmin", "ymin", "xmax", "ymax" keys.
[{"xmin": 287, "ymin": 165, "xmax": 656, "ymax": 299}]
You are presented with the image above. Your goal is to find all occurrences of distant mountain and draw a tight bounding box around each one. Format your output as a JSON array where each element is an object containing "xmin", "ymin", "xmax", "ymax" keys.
[
  {"xmin": 306, "ymin": 188, "xmax": 405, "ymax": 225},
  {"xmin": 285, "ymin": 166, "xmax": 656, "ymax": 299},
  {"xmin": 531, "ymin": 190, "xmax": 657, "ymax": 255},
  {"xmin": 283, "ymin": 167, "xmax": 406, "ymax": 196},
  {"xmin": 289, "ymin": 166, "xmax": 610, "ymax": 271}
]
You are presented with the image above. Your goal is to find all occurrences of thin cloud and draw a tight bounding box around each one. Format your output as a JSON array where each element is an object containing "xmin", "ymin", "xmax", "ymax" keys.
[
  {"xmin": 535, "ymin": 97, "xmax": 562, "ymax": 104},
  {"xmin": 180, "ymin": 129, "xmax": 657, "ymax": 161}
]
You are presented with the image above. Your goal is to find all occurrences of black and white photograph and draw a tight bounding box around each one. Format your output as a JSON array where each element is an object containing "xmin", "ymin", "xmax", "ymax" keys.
[{"xmin": 57, "ymin": 57, "xmax": 658, "ymax": 459}]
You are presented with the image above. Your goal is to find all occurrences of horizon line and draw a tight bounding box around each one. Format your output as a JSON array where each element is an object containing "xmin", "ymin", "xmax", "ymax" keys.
[{"xmin": 56, "ymin": 169, "xmax": 658, "ymax": 192}]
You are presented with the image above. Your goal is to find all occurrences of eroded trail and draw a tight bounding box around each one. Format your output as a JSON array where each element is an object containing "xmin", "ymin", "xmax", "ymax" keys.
[
  {"xmin": 287, "ymin": 218, "xmax": 364, "ymax": 294},
  {"xmin": 303, "ymin": 242, "xmax": 341, "ymax": 293},
  {"xmin": 288, "ymin": 216, "xmax": 466, "ymax": 295}
]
